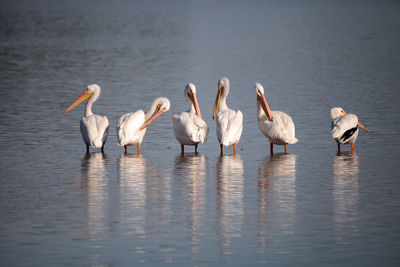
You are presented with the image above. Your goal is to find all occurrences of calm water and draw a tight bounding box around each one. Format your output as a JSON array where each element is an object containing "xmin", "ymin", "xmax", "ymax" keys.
[{"xmin": 1, "ymin": 0, "xmax": 400, "ymax": 265}]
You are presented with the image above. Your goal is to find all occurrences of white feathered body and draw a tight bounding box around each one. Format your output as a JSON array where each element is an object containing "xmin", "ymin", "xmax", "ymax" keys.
[
  {"xmin": 216, "ymin": 109, "xmax": 243, "ymax": 147},
  {"xmin": 258, "ymin": 110, "xmax": 298, "ymax": 145},
  {"xmin": 117, "ymin": 110, "xmax": 147, "ymax": 146},
  {"xmin": 173, "ymin": 112, "xmax": 208, "ymax": 145},
  {"xmin": 331, "ymin": 113, "xmax": 359, "ymax": 145},
  {"xmin": 80, "ymin": 114, "xmax": 109, "ymax": 148}
]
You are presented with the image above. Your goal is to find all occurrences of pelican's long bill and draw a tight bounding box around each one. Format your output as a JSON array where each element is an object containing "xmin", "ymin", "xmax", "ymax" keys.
[
  {"xmin": 139, "ymin": 105, "xmax": 165, "ymax": 131},
  {"xmin": 257, "ymin": 93, "xmax": 273, "ymax": 121},
  {"xmin": 189, "ymin": 92, "xmax": 202, "ymax": 119},
  {"xmin": 63, "ymin": 89, "xmax": 93, "ymax": 115},
  {"xmin": 212, "ymin": 86, "xmax": 223, "ymax": 119},
  {"xmin": 357, "ymin": 121, "xmax": 370, "ymax": 132}
]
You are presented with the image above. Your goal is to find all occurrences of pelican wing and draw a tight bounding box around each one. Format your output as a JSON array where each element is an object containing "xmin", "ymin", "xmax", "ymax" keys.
[
  {"xmin": 173, "ymin": 112, "xmax": 209, "ymax": 144},
  {"xmin": 331, "ymin": 114, "xmax": 358, "ymax": 139},
  {"xmin": 117, "ymin": 110, "xmax": 145, "ymax": 146},
  {"xmin": 80, "ymin": 114, "xmax": 109, "ymax": 148},
  {"xmin": 272, "ymin": 111, "xmax": 298, "ymax": 144},
  {"xmin": 216, "ymin": 109, "xmax": 243, "ymax": 146}
]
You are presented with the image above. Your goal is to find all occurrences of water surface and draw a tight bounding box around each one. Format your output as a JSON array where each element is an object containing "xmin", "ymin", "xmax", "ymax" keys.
[{"xmin": 1, "ymin": 0, "xmax": 400, "ymax": 265}]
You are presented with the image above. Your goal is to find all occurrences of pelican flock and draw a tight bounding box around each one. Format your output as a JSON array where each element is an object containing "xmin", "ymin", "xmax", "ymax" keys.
[
  {"xmin": 62, "ymin": 80, "xmax": 371, "ymax": 156},
  {"xmin": 63, "ymin": 84, "xmax": 109, "ymax": 153},
  {"xmin": 212, "ymin": 77, "xmax": 243, "ymax": 155},
  {"xmin": 117, "ymin": 97, "xmax": 170, "ymax": 154},
  {"xmin": 173, "ymin": 83, "xmax": 209, "ymax": 154},
  {"xmin": 255, "ymin": 82, "xmax": 298, "ymax": 154},
  {"xmin": 330, "ymin": 107, "xmax": 370, "ymax": 153}
]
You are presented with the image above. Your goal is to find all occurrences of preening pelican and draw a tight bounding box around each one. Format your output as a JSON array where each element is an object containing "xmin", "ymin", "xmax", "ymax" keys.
[
  {"xmin": 173, "ymin": 83, "xmax": 208, "ymax": 154},
  {"xmin": 331, "ymin": 107, "xmax": 370, "ymax": 153},
  {"xmin": 117, "ymin": 97, "xmax": 170, "ymax": 154},
  {"xmin": 256, "ymin": 83, "xmax": 298, "ymax": 154},
  {"xmin": 63, "ymin": 84, "xmax": 109, "ymax": 153},
  {"xmin": 212, "ymin": 77, "xmax": 243, "ymax": 155}
]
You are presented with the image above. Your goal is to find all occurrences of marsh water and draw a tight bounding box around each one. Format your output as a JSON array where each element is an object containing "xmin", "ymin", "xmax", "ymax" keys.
[{"xmin": 1, "ymin": 0, "xmax": 400, "ymax": 265}]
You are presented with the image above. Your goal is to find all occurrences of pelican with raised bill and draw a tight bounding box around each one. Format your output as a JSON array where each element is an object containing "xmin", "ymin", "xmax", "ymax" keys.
[
  {"xmin": 173, "ymin": 83, "xmax": 208, "ymax": 154},
  {"xmin": 256, "ymin": 82, "xmax": 298, "ymax": 154},
  {"xmin": 117, "ymin": 97, "xmax": 170, "ymax": 154},
  {"xmin": 213, "ymin": 77, "xmax": 243, "ymax": 155},
  {"xmin": 331, "ymin": 107, "xmax": 370, "ymax": 153},
  {"xmin": 63, "ymin": 84, "xmax": 109, "ymax": 153}
]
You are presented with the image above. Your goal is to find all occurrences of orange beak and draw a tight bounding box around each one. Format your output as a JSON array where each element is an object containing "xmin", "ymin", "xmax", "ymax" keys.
[
  {"xmin": 257, "ymin": 93, "xmax": 273, "ymax": 121},
  {"xmin": 189, "ymin": 92, "xmax": 202, "ymax": 119},
  {"xmin": 63, "ymin": 89, "xmax": 93, "ymax": 115},
  {"xmin": 212, "ymin": 86, "xmax": 223, "ymax": 119},
  {"xmin": 358, "ymin": 122, "xmax": 370, "ymax": 132},
  {"xmin": 139, "ymin": 106, "xmax": 165, "ymax": 131}
]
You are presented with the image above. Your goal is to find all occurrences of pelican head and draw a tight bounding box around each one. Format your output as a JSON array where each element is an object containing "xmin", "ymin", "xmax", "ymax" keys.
[
  {"xmin": 139, "ymin": 97, "xmax": 170, "ymax": 130},
  {"xmin": 63, "ymin": 84, "xmax": 100, "ymax": 115},
  {"xmin": 185, "ymin": 83, "xmax": 202, "ymax": 119},
  {"xmin": 255, "ymin": 82, "xmax": 273, "ymax": 121},
  {"xmin": 330, "ymin": 107, "xmax": 346, "ymax": 119},
  {"xmin": 213, "ymin": 77, "xmax": 230, "ymax": 119}
]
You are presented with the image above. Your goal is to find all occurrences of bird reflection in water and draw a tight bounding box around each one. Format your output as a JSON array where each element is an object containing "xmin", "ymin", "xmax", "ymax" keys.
[
  {"xmin": 174, "ymin": 154, "xmax": 208, "ymax": 249},
  {"xmin": 80, "ymin": 152, "xmax": 109, "ymax": 240},
  {"xmin": 215, "ymin": 155, "xmax": 244, "ymax": 255},
  {"xmin": 257, "ymin": 153, "xmax": 296, "ymax": 255},
  {"xmin": 117, "ymin": 153, "xmax": 147, "ymax": 235},
  {"xmin": 333, "ymin": 152, "xmax": 360, "ymax": 244}
]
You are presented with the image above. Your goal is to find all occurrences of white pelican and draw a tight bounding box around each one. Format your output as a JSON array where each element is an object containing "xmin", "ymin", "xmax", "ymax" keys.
[
  {"xmin": 117, "ymin": 97, "xmax": 170, "ymax": 154},
  {"xmin": 63, "ymin": 84, "xmax": 109, "ymax": 153},
  {"xmin": 331, "ymin": 107, "xmax": 370, "ymax": 153},
  {"xmin": 212, "ymin": 77, "xmax": 243, "ymax": 155},
  {"xmin": 173, "ymin": 83, "xmax": 208, "ymax": 154},
  {"xmin": 256, "ymin": 83, "xmax": 298, "ymax": 154}
]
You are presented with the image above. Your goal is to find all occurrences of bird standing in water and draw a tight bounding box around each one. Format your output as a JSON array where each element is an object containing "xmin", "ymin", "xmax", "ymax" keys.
[
  {"xmin": 63, "ymin": 84, "xmax": 109, "ymax": 153},
  {"xmin": 255, "ymin": 82, "xmax": 298, "ymax": 154},
  {"xmin": 173, "ymin": 83, "xmax": 208, "ymax": 154},
  {"xmin": 330, "ymin": 107, "xmax": 370, "ymax": 153},
  {"xmin": 117, "ymin": 97, "xmax": 170, "ymax": 154},
  {"xmin": 213, "ymin": 77, "xmax": 243, "ymax": 156}
]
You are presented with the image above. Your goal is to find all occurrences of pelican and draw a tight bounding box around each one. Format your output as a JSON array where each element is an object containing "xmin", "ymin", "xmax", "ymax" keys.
[
  {"xmin": 256, "ymin": 82, "xmax": 298, "ymax": 154},
  {"xmin": 63, "ymin": 84, "xmax": 109, "ymax": 153},
  {"xmin": 173, "ymin": 83, "xmax": 208, "ymax": 154},
  {"xmin": 117, "ymin": 97, "xmax": 170, "ymax": 154},
  {"xmin": 331, "ymin": 107, "xmax": 370, "ymax": 153},
  {"xmin": 212, "ymin": 77, "xmax": 243, "ymax": 155}
]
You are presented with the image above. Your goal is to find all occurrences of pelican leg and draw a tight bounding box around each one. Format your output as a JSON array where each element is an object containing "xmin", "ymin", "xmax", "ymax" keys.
[
  {"xmin": 351, "ymin": 143, "xmax": 354, "ymax": 153},
  {"xmin": 137, "ymin": 144, "xmax": 141, "ymax": 155},
  {"xmin": 181, "ymin": 144, "xmax": 184, "ymax": 154},
  {"xmin": 337, "ymin": 144, "xmax": 340, "ymax": 153},
  {"xmin": 220, "ymin": 144, "xmax": 223, "ymax": 156},
  {"xmin": 86, "ymin": 145, "xmax": 89, "ymax": 154},
  {"xmin": 124, "ymin": 145, "xmax": 127, "ymax": 154},
  {"xmin": 270, "ymin": 143, "xmax": 273, "ymax": 155},
  {"xmin": 195, "ymin": 144, "xmax": 198, "ymax": 154},
  {"xmin": 233, "ymin": 143, "xmax": 237, "ymax": 155},
  {"xmin": 284, "ymin": 144, "xmax": 287, "ymax": 154}
]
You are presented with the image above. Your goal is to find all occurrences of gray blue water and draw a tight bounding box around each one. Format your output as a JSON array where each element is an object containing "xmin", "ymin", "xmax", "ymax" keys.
[{"xmin": 1, "ymin": 0, "xmax": 400, "ymax": 265}]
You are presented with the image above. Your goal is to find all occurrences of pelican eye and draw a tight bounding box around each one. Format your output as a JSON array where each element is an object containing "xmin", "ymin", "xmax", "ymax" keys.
[{"xmin": 162, "ymin": 107, "xmax": 166, "ymax": 111}]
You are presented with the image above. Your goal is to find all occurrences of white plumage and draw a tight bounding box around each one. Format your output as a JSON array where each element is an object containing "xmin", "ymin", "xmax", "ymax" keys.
[
  {"xmin": 63, "ymin": 84, "xmax": 109, "ymax": 152},
  {"xmin": 173, "ymin": 83, "xmax": 208, "ymax": 153},
  {"xmin": 117, "ymin": 97, "xmax": 170, "ymax": 153},
  {"xmin": 330, "ymin": 107, "xmax": 370, "ymax": 152},
  {"xmin": 117, "ymin": 110, "xmax": 147, "ymax": 146},
  {"xmin": 255, "ymin": 82, "xmax": 297, "ymax": 154},
  {"xmin": 213, "ymin": 77, "xmax": 243, "ymax": 155}
]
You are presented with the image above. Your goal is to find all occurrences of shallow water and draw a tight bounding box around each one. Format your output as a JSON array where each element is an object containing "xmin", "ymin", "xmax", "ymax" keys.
[{"xmin": 1, "ymin": 0, "xmax": 400, "ymax": 265}]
